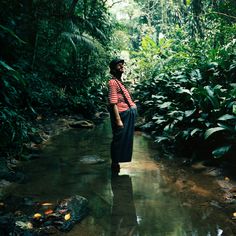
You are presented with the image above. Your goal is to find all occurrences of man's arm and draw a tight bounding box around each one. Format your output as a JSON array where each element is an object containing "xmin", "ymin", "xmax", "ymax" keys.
[{"xmin": 112, "ymin": 104, "xmax": 124, "ymax": 128}]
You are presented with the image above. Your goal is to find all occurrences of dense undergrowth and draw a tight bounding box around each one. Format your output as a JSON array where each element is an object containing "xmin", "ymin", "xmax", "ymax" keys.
[
  {"xmin": 0, "ymin": 0, "xmax": 113, "ymax": 157},
  {"xmin": 131, "ymin": 1, "xmax": 236, "ymax": 162}
]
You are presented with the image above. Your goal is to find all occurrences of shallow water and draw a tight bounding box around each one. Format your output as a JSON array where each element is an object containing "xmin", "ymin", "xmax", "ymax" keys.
[{"xmin": 9, "ymin": 120, "xmax": 235, "ymax": 235}]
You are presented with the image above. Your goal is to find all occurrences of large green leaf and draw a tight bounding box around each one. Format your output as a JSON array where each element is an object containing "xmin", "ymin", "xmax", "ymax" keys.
[
  {"xmin": 176, "ymin": 87, "xmax": 192, "ymax": 95},
  {"xmin": 0, "ymin": 24, "xmax": 26, "ymax": 44},
  {"xmin": 204, "ymin": 127, "xmax": 226, "ymax": 139},
  {"xmin": 154, "ymin": 136, "xmax": 169, "ymax": 143},
  {"xmin": 184, "ymin": 109, "xmax": 196, "ymax": 118},
  {"xmin": 0, "ymin": 60, "xmax": 25, "ymax": 85},
  {"xmin": 205, "ymin": 86, "xmax": 220, "ymax": 109},
  {"xmin": 233, "ymin": 104, "xmax": 236, "ymax": 115},
  {"xmin": 0, "ymin": 60, "xmax": 15, "ymax": 71},
  {"xmin": 190, "ymin": 128, "xmax": 202, "ymax": 136},
  {"xmin": 159, "ymin": 102, "xmax": 172, "ymax": 109},
  {"xmin": 212, "ymin": 145, "xmax": 231, "ymax": 158},
  {"xmin": 218, "ymin": 114, "xmax": 236, "ymax": 121},
  {"xmin": 217, "ymin": 123, "xmax": 235, "ymax": 132}
]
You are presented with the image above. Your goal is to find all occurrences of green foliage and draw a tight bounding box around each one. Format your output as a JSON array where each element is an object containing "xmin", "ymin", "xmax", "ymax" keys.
[
  {"xmin": 132, "ymin": 0, "xmax": 236, "ymax": 160},
  {"xmin": 0, "ymin": 61, "xmax": 32, "ymax": 153},
  {"xmin": 0, "ymin": 107, "xmax": 29, "ymax": 153},
  {"xmin": 0, "ymin": 24, "xmax": 26, "ymax": 44},
  {"xmin": 135, "ymin": 59, "xmax": 236, "ymax": 158},
  {"xmin": 0, "ymin": 0, "xmax": 114, "ymax": 156}
]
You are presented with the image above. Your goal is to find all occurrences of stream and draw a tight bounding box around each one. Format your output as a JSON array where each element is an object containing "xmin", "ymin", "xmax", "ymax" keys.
[{"xmin": 6, "ymin": 119, "xmax": 236, "ymax": 236}]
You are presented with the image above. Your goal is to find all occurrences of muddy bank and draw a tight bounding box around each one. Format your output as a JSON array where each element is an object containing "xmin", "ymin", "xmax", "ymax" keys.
[
  {"xmin": 0, "ymin": 112, "xmax": 107, "ymax": 198},
  {"xmin": 136, "ymin": 119, "xmax": 236, "ymax": 223},
  {"xmin": 157, "ymin": 156, "xmax": 236, "ymax": 232}
]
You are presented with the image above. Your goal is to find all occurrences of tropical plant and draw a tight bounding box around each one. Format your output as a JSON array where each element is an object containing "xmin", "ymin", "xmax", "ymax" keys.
[{"xmin": 131, "ymin": 0, "xmax": 236, "ymax": 160}]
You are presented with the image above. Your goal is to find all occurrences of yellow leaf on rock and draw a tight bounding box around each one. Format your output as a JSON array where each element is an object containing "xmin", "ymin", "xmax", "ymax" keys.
[
  {"xmin": 33, "ymin": 213, "xmax": 42, "ymax": 219},
  {"xmin": 233, "ymin": 212, "xmax": 236, "ymax": 217},
  {"xmin": 41, "ymin": 202, "xmax": 53, "ymax": 206},
  {"xmin": 64, "ymin": 213, "xmax": 71, "ymax": 221},
  {"xmin": 225, "ymin": 177, "xmax": 230, "ymax": 181}
]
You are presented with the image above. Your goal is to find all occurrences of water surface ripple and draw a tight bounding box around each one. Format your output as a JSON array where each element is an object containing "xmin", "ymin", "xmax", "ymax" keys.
[{"xmin": 11, "ymin": 120, "xmax": 235, "ymax": 236}]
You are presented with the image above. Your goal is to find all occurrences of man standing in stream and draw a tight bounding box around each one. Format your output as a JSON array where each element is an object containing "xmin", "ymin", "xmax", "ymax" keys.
[{"xmin": 108, "ymin": 58, "xmax": 137, "ymax": 173}]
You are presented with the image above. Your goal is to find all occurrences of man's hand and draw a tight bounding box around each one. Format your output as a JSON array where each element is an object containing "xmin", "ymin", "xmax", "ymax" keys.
[{"xmin": 116, "ymin": 119, "xmax": 124, "ymax": 128}]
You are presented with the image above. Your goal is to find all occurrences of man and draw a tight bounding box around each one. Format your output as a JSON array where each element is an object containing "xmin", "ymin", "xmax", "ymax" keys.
[{"xmin": 108, "ymin": 58, "xmax": 137, "ymax": 173}]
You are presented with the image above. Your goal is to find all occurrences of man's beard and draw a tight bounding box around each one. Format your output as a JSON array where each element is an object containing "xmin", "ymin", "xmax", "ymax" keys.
[{"xmin": 113, "ymin": 70, "xmax": 123, "ymax": 79}]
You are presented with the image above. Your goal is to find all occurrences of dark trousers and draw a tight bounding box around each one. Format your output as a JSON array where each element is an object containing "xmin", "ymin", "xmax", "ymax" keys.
[{"xmin": 110, "ymin": 107, "xmax": 137, "ymax": 163}]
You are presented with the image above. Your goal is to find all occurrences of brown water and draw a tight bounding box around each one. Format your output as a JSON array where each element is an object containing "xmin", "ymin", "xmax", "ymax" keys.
[{"xmin": 9, "ymin": 120, "xmax": 235, "ymax": 235}]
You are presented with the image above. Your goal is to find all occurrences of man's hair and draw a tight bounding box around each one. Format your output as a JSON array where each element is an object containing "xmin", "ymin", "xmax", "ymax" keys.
[
  {"xmin": 109, "ymin": 58, "xmax": 125, "ymax": 70},
  {"xmin": 109, "ymin": 58, "xmax": 124, "ymax": 74}
]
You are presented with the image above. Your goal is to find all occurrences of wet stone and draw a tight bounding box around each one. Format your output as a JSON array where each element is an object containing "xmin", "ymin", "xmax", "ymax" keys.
[
  {"xmin": 0, "ymin": 195, "xmax": 89, "ymax": 235},
  {"xmin": 69, "ymin": 120, "xmax": 94, "ymax": 129},
  {"xmin": 79, "ymin": 155, "xmax": 106, "ymax": 165},
  {"xmin": 55, "ymin": 195, "xmax": 89, "ymax": 231}
]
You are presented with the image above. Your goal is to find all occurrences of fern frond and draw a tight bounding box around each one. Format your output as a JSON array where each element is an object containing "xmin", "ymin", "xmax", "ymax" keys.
[
  {"xmin": 84, "ymin": 19, "xmax": 107, "ymax": 41},
  {"xmin": 61, "ymin": 32, "xmax": 78, "ymax": 54},
  {"xmin": 0, "ymin": 24, "xmax": 26, "ymax": 44}
]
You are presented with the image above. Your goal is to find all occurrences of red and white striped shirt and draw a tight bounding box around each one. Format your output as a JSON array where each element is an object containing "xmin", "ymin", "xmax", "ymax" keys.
[{"xmin": 108, "ymin": 78, "xmax": 136, "ymax": 113}]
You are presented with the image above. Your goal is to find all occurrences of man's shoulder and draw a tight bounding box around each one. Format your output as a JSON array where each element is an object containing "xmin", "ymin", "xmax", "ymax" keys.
[{"xmin": 108, "ymin": 79, "xmax": 117, "ymax": 86}]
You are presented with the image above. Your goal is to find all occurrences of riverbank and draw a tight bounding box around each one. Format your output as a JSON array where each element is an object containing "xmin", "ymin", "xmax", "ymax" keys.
[
  {"xmin": 0, "ymin": 112, "xmax": 105, "ymax": 198},
  {"xmin": 159, "ymin": 156, "xmax": 236, "ymax": 228}
]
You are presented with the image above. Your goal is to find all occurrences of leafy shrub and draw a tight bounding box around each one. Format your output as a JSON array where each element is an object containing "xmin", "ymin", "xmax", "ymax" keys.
[{"xmin": 133, "ymin": 32, "xmax": 236, "ymax": 160}]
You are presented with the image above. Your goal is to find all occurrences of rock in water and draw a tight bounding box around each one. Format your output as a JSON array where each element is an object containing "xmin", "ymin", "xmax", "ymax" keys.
[
  {"xmin": 0, "ymin": 195, "xmax": 88, "ymax": 235},
  {"xmin": 55, "ymin": 195, "xmax": 89, "ymax": 232},
  {"xmin": 79, "ymin": 155, "xmax": 106, "ymax": 165},
  {"xmin": 69, "ymin": 120, "xmax": 94, "ymax": 129}
]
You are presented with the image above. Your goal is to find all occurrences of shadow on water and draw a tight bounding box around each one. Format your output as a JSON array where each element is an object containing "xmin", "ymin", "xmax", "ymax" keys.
[
  {"xmin": 110, "ymin": 174, "xmax": 138, "ymax": 236},
  {"xmin": 6, "ymin": 119, "xmax": 236, "ymax": 235}
]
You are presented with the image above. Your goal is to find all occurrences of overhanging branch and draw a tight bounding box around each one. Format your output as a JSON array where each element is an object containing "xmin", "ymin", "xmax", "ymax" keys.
[{"xmin": 207, "ymin": 11, "xmax": 236, "ymax": 20}]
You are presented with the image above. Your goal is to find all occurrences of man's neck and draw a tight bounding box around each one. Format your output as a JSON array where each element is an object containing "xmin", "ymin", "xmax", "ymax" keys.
[{"xmin": 113, "ymin": 72, "xmax": 123, "ymax": 80}]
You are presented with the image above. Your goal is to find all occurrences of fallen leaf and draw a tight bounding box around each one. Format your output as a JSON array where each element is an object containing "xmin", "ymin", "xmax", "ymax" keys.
[
  {"xmin": 45, "ymin": 209, "xmax": 53, "ymax": 215},
  {"xmin": 42, "ymin": 202, "xmax": 53, "ymax": 206},
  {"xmin": 33, "ymin": 213, "xmax": 42, "ymax": 219},
  {"xmin": 233, "ymin": 212, "xmax": 236, "ymax": 217},
  {"xmin": 64, "ymin": 213, "xmax": 71, "ymax": 221},
  {"xmin": 225, "ymin": 177, "xmax": 230, "ymax": 181},
  {"xmin": 16, "ymin": 221, "xmax": 33, "ymax": 229}
]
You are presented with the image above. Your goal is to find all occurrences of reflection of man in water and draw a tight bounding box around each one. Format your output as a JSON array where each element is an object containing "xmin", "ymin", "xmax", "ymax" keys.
[{"xmin": 110, "ymin": 175, "xmax": 138, "ymax": 236}]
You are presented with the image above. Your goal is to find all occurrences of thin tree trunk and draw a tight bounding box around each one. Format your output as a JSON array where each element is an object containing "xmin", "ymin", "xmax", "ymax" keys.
[{"xmin": 31, "ymin": 32, "xmax": 39, "ymax": 70}]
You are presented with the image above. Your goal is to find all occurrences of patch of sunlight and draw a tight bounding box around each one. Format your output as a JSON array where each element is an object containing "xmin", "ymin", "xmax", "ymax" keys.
[
  {"xmin": 136, "ymin": 215, "xmax": 142, "ymax": 224},
  {"xmin": 121, "ymin": 160, "xmax": 159, "ymax": 172}
]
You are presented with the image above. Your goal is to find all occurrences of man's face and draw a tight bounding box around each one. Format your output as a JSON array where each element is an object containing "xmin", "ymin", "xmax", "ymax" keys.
[{"xmin": 115, "ymin": 62, "xmax": 124, "ymax": 74}]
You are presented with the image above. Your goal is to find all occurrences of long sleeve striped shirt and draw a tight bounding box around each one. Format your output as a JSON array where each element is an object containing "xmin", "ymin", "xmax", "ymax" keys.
[{"xmin": 108, "ymin": 78, "xmax": 136, "ymax": 113}]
